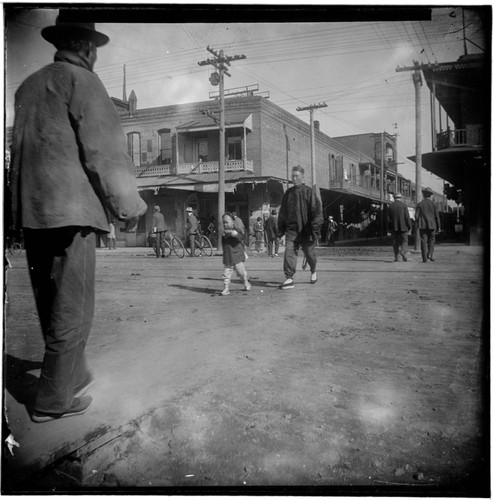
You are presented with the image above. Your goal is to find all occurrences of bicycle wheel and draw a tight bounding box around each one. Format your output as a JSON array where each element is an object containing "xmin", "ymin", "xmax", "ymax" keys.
[
  {"xmin": 171, "ymin": 237, "xmax": 185, "ymax": 258},
  {"xmin": 200, "ymin": 235, "xmax": 213, "ymax": 256},
  {"xmin": 11, "ymin": 243, "xmax": 22, "ymax": 256}
]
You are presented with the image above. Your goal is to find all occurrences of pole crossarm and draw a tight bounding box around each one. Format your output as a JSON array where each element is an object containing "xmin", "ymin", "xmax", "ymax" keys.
[{"xmin": 296, "ymin": 102, "xmax": 327, "ymax": 112}]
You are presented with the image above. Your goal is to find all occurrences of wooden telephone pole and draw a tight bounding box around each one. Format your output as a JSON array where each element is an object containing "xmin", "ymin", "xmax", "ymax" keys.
[
  {"xmin": 198, "ymin": 47, "xmax": 246, "ymax": 251},
  {"xmin": 296, "ymin": 102, "xmax": 327, "ymax": 199},
  {"xmin": 396, "ymin": 61, "xmax": 423, "ymax": 250}
]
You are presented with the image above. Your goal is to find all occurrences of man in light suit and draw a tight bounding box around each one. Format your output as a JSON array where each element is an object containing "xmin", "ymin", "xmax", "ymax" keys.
[
  {"xmin": 387, "ymin": 193, "xmax": 412, "ymax": 262},
  {"xmin": 415, "ymin": 187, "xmax": 441, "ymax": 262}
]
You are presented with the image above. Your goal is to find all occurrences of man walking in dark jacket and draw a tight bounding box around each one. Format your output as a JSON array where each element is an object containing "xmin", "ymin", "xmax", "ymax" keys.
[
  {"xmin": 152, "ymin": 205, "xmax": 168, "ymax": 258},
  {"xmin": 264, "ymin": 209, "xmax": 280, "ymax": 257},
  {"xmin": 415, "ymin": 187, "xmax": 441, "ymax": 262},
  {"xmin": 387, "ymin": 193, "xmax": 412, "ymax": 262},
  {"xmin": 277, "ymin": 165, "xmax": 323, "ymax": 289},
  {"xmin": 10, "ymin": 14, "xmax": 147, "ymax": 422}
]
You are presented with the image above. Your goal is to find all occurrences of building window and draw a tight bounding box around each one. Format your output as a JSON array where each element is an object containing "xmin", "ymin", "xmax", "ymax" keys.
[
  {"xmin": 147, "ymin": 139, "xmax": 153, "ymax": 153},
  {"xmin": 158, "ymin": 129, "xmax": 172, "ymax": 165},
  {"xmin": 127, "ymin": 132, "xmax": 141, "ymax": 167},
  {"xmin": 196, "ymin": 139, "xmax": 208, "ymax": 163},
  {"xmin": 142, "ymin": 152, "xmax": 147, "ymax": 163},
  {"xmin": 227, "ymin": 135, "xmax": 242, "ymax": 160}
]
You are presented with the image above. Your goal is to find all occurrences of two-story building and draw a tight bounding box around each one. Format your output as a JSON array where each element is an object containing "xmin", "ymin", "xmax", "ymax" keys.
[
  {"xmin": 412, "ymin": 53, "xmax": 489, "ymax": 245},
  {"xmin": 112, "ymin": 92, "xmax": 406, "ymax": 246}
]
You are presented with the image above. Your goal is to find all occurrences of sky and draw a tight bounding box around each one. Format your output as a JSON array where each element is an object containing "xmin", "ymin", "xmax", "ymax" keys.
[{"xmin": 4, "ymin": 5, "xmax": 488, "ymax": 192}]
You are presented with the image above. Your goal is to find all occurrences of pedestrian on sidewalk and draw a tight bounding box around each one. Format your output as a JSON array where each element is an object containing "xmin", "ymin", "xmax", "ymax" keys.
[
  {"xmin": 416, "ymin": 187, "xmax": 441, "ymax": 262},
  {"xmin": 221, "ymin": 213, "xmax": 251, "ymax": 296},
  {"xmin": 253, "ymin": 216, "xmax": 264, "ymax": 252},
  {"xmin": 387, "ymin": 193, "xmax": 412, "ymax": 262},
  {"xmin": 108, "ymin": 220, "xmax": 116, "ymax": 250},
  {"xmin": 152, "ymin": 205, "xmax": 168, "ymax": 258},
  {"xmin": 327, "ymin": 216, "xmax": 338, "ymax": 246},
  {"xmin": 264, "ymin": 209, "xmax": 280, "ymax": 257},
  {"xmin": 277, "ymin": 165, "xmax": 323, "ymax": 289},
  {"xmin": 9, "ymin": 14, "xmax": 147, "ymax": 422},
  {"xmin": 185, "ymin": 207, "xmax": 199, "ymax": 256}
]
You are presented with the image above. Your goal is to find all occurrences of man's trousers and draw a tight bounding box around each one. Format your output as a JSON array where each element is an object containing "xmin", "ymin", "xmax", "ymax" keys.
[
  {"xmin": 24, "ymin": 227, "xmax": 96, "ymax": 414},
  {"xmin": 283, "ymin": 237, "xmax": 317, "ymax": 279},
  {"xmin": 392, "ymin": 231, "xmax": 409, "ymax": 258},
  {"xmin": 154, "ymin": 231, "xmax": 167, "ymax": 257},
  {"xmin": 420, "ymin": 229, "xmax": 436, "ymax": 262}
]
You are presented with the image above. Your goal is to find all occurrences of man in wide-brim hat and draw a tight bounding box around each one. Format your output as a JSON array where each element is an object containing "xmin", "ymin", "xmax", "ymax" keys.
[
  {"xmin": 9, "ymin": 11, "xmax": 147, "ymax": 422},
  {"xmin": 387, "ymin": 192, "xmax": 412, "ymax": 262},
  {"xmin": 415, "ymin": 187, "xmax": 441, "ymax": 262}
]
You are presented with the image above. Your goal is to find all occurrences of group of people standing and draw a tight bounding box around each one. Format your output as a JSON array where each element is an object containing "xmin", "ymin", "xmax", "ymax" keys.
[{"xmin": 388, "ymin": 186, "xmax": 441, "ymax": 263}]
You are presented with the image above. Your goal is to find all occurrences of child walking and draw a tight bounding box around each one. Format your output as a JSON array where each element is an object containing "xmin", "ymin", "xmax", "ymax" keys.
[{"xmin": 221, "ymin": 213, "xmax": 251, "ymax": 296}]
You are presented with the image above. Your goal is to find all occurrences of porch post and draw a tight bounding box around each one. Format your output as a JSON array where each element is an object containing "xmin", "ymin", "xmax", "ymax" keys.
[
  {"xmin": 243, "ymin": 125, "xmax": 247, "ymax": 170},
  {"xmin": 175, "ymin": 130, "xmax": 179, "ymax": 173}
]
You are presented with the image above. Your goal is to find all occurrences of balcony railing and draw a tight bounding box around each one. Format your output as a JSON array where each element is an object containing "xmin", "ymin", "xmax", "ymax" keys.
[
  {"xmin": 177, "ymin": 159, "xmax": 254, "ymax": 175},
  {"xmin": 436, "ymin": 128, "xmax": 483, "ymax": 150},
  {"xmin": 135, "ymin": 159, "xmax": 254, "ymax": 177},
  {"xmin": 330, "ymin": 180, "xmax": 396, "ymax": 202}
]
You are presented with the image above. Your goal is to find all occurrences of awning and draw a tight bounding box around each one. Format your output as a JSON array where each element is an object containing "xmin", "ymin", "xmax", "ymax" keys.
[
  {"xmin": 137, "ymin": 173, "xmax": 288, "ymax": 193},
  {"xmin": 409, "ymin": 147, "xmax": 484, "ymax": 187},
  {"xmin": 176, "ymin": 113, "xmax": 252, "ymax": 133}
]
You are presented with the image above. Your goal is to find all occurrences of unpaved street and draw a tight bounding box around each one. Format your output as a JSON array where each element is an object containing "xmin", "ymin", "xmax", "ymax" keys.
[{"xmin": 3, "ymin": 243, "xmax": 488, "ymax": 494}]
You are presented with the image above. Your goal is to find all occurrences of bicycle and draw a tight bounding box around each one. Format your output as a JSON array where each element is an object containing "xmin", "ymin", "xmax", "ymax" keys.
[
  {"xmin": 149, "ymin": 231, "xmax": 185, "ymax": 258},
  {"xmin": 6, "ymin": 239, "xmax": 22, "ymax": 257},
  {"xmin": 184, "ymin": 231, "xmax": 213, "ymax": 257},
  {"xmin": 248, "ymin": 234, "xmax": 267, "ymax": 254}
]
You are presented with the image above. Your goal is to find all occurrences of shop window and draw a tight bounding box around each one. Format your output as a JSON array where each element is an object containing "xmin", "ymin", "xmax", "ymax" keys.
[{"xmin": 147, "ymin": 139, "xmax": 153, "ymax": 153}]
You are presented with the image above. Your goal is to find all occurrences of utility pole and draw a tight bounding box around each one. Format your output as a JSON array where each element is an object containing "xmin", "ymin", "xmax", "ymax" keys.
[
  {"xmin": 396, "ymin": 61, "xmax": 423, "ymax": 250},
  {"xmin": 392, "ymin": 122, "xmax": 399, "ymax": 182},
  {"xmin": 296, "ymin": 102, "xmax": 327, "ymax": 199},
  {"xmin": 198, "ymin": 46, "xmax": 246, "ymax": 252},
  {"xmin": 380, "ymin": 131, "xmax": 385, "ymax": 238}
]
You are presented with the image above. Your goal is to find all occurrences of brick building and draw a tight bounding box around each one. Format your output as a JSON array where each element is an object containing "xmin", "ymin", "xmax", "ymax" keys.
[{"xmin": 112, "ymin": 93, "xmax": 409, "ymax": 247}]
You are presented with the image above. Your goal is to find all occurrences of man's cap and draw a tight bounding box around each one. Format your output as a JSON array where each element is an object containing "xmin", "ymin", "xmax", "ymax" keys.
[
  {"xmin": 292, "ymin": 165, "xmax": 305, "ymax": 174},
  {"xmin": 328, "ymin": 215, "xmax": 333, "ymax": 219},
  {"xmin": 422, "ymin": 187, "xmax": 433, "ymax": 195},
  {"xmin": 394, "ymin": 192, "xmax": 402, "ymax": 198},
  {"xmin": 153, "ymin": 205, "xmax": 160, "ymax": 211},
  {"xmin": 41, "ymin": 12, "xmax": 110, "ymax": 47},
  {"xmin": 185, "ymin": 207, "xmax": 193, "ymax": 212}
]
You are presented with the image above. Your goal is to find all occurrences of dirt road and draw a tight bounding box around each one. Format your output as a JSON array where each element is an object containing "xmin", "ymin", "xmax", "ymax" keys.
[{"xmin": 3, "ymin": 243, "xmax": 488, "ymax": 495}]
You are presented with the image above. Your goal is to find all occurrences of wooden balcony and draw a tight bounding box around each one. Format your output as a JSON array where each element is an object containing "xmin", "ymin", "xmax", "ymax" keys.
[
  {"xmin": 135, "ymin": 159, "xmax": 253, "ymax": 177},
  {"xmin": 436, "ymin": 128, "xmax": 484, "ymax": 150},
  {"xmin": 330, "ymin": 180, "xmax": 400, "ymax": 203}
]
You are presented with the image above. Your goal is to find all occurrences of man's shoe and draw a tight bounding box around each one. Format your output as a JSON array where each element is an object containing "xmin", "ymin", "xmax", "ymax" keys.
[
  {"xmin": 429, "ymin": 256, "xmax": 435, "ymax": 261},
  {"xmin": 32, "ymin": 396, "xmax": 93, "ymax": 423},
  {"xmin": 401, "ymin": 253, "xmax": 407, "ymax": 262},
  {"xmin": 279, "ymin": 278, "xmax": 294, "ymax": 290},
  {"xmin": 221, "ymin": 288, "xmax": 230, "ymax": 296},
  {"xmin": 274, "ymin": 254, "xmax": 279, "ymax": 258},
  {"xmin": 310, "ymin": 272, "xmax": 318, "ymax": 284},
  {"xmin": 244, "ymin": 280, "xmax": 252, "ymax": 291},
  {"xmin": 393, "ymin": 257, "xmax": 399, "ymax": 262},
  {"xmin": 74, "ymin": 374, "xmax": 94, "ymax": 398}
]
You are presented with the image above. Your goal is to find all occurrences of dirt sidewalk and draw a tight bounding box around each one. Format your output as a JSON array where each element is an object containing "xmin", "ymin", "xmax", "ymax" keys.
[{"xmin": 3, "ymin": 243, "xmax": 488, "ymax": 494}]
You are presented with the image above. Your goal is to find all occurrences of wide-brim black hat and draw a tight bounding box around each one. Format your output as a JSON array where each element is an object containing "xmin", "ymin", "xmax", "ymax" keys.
[
  {"xmin": 422, "ymin": 187, "xmax": 434, "ymax": 195},
  {"xmin": 42, "ymin": 18, "xmax": 109, "ymax": 47}
]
